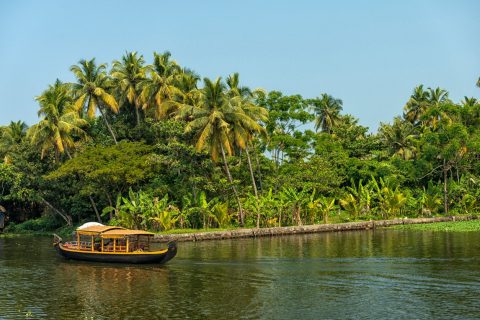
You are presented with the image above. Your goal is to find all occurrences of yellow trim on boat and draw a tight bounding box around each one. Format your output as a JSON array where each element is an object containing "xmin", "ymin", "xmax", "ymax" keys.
[{"xmin": 59, "ymin": 244, "xmax": 168, "ymax": 255}]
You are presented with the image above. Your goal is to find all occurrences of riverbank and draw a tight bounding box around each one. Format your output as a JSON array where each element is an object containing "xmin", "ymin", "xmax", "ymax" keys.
[
  {"xmin": 153, "ymin": 215, "xmax": 479, "ymax": 242},
  {"xmin": 3, "ymin": 215, "xmax": 478, "ymax": 240},
  {"xmin": 391, "ymin": 219, "xmax": 480, "ymax": 232}
]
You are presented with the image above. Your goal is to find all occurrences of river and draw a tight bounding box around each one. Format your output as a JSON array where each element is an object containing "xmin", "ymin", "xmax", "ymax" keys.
[{"xmin": 1, "ymin": 229, "xmax": 480, "ymax": 319}]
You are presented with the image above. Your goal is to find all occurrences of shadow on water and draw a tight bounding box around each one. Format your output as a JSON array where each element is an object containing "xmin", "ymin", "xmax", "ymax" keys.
[{"xmin": 1, "ymin": 230, "xmax": 480, "ymax": 319}]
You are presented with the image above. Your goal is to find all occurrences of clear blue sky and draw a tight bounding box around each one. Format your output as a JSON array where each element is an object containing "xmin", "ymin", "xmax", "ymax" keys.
[{"xmin": 1, "ymin": 0, "xmax": 479, "ymax": 131}]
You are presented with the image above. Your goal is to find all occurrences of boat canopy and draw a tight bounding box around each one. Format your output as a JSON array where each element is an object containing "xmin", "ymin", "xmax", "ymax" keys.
[
  {"xmin": 100, "ymin": 229, "xmax": 154, "ymax": 238},
  {"xmin": 76, "ymin": 225, "xmax": 125, "ymax": 236},
  {"xmin": 76, "ymin": 225, "xmax": 153, "ymax": 238},
  {"xmin": 77, "ymin": 222, "xmax": 104, "ymax": 230}
]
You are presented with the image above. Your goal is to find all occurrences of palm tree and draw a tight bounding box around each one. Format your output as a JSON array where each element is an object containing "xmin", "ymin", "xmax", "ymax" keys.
[
  {"xmin": 428, "ymin": 87, "xmax": 449, "ymax": 106},
  {"xmin": 140, "ymin": 51, "xmax": 182, "ymax": 119},
  {"xmin": 28, "ymin": 80, "xmax": 88, "ymax": 161},
  {"xmin": 311, "ymin": 94, "xmax": 343, "ymax": 133},
  {"xmin": 1, "ymin": 121, "xmax": 28, "ymax": 163},
  {"xmin": 420, "ymin": 88, "xmax": 451, "ymax": 130},
  {"xmin": 461, "ymin": 97, "xmax": 480, "ymax": 127},
  {"xmin": 174, "ymin": 68, "xmax": 201, "ymax": 118},
  {"xmin": 226, "ymin": 73, "xmax": 268, "ymax": 227},
  {"xmin": 111, "ymin": 51, "xmax": 146, "ymax": 126},
  {"xmin": 185, "ymin": 77, "xmax": 246, "ymax": 225},
  {"xmin": 378, "ymin": 117, "xmax": 417, "ymax": 160},
  {"xmin": 70, "ymin": 59, "xmax": 119, "ymax": 143},
  {"xmin": 2, "ymin": 120, "xmax": 27, "ymax": 144},
  {"xmin": 404, "ymin": 85, "xmax": 430, "ymax": 126}
]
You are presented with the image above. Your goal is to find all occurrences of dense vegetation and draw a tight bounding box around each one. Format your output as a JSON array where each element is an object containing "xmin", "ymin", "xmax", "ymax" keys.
[
  {"xmin": 1, "ymin": 51, "xmax": 479, "ymax": 233},
  {"xmin": 392, "ymin": 220, "xmax": 480, "ymax": 232}
]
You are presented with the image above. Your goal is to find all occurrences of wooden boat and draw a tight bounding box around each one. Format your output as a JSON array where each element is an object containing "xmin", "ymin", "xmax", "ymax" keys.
[{"xmin": 53, "ymin": 225, "xmax": 176, "ymax": 264}]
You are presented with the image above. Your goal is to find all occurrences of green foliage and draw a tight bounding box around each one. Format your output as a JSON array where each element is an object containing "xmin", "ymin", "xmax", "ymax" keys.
[
  {"xmin": 419, "ymin": 181, "xmax": 442, "ymax": 216},
  {"xmin": 47, "ymin": 141, "xmax": 154, "ymax": 195},
  {"xmin": 371, "ymin": 177, "xmax": 408, "ymax": 218},
  {"xmin": 102, "ymin": 189, "xmax": 179, "ymax": 231},
  {"xmin": 392, "ymin": 220, "xmax": 480, "ymax": 232},
  {"xmin": 5, "ymin": 215, "xmax": 61, "ymax": 233},
  {"xmin": 2, "ymin": 52, "xmax": 480, "ymax": 234}
]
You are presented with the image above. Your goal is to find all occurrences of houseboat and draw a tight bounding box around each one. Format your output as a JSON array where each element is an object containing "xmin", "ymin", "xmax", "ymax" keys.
[{"xmin": 53, "ymin": 224, "xmax": 176, "ymax": 264}]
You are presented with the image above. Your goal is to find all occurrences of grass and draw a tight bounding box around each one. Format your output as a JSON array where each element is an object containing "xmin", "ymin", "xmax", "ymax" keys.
[{"xmin": 391, "ymin": 219, "xmax": 480, "ymax": 232}]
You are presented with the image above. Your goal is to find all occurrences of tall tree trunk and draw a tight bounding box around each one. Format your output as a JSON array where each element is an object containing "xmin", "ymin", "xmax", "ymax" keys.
[
  {"xmin": 135, "ymin": 104, "xmax": 140, "ymax": 127},
  {"xmin": 252, "ymin": 142, "xmax": 263, "ymax": 193},
  {"xmin": 88, "ymin": 196, "xmax": 102, "ymax": 223},
  {"xmin": 443, "ymin": 159, "xmax": 448, "ymax": 214},
  {"xmin": 220, "ymin": 144, "xmax": 244, "ymax": 226},
  {"xmin": 41, "ymin": 197, "xmax": 72, "ymax": 226},
  {"xmin": 98, "ymin": 107, "xmax": 118, "ymax": 144},
  {"xmin": 295, "ymin": 206, "xmax": 303, "ymax": 226},
  {"xmin": 245, "ymin": 145, "xmax": 260, "ymax": 228}
]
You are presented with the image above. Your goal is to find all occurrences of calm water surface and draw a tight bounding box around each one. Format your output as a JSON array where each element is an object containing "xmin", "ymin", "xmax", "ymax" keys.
[{"xmin": 1, "ymin": 230, "xmax": 480, "ymax": 319}]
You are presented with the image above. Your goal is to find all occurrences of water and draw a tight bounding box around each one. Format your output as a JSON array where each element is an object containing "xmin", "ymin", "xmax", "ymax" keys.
[{"xmin": 1, "ymin": 230, "xmax": 480, "ymax": 319}]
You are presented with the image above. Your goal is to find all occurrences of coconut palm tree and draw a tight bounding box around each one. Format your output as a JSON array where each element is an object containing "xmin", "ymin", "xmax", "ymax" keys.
[
  {"xmin": 174, "ymin": 68, "xmax": 201, "ymax": 119},
  {"xmin": 28, "ymin": 80, "xmax": 88, "ymax": 161},
  {"xmin": 1, "ymin": 121, "xmax": 28, "ymax": 163},
  {"xmin": 2, "ymin": 121, "xmax": 27, "ymax": 145},
  {"xmin": 185, "ymin": 77, "xmax": 246, "ymax": 225},
  {"xmin": 226, "ymin": 73, "xmax": 268, "ymax": 227},
  {"xmin": 378, "ymin": 117, "xmax": 417, "ymax": 160},
  {"xmin": 140, "ymin": 51, "xmax": 182, "ymax": 119},
  {"xmin": 111, "ymin": 51, "xmax": 146, "ymax": 126},
  {"xmin": 404, "ymin": 85, "xmax": 430, "ymax": 126},
  {"xmin": 311, "ymin": 94, "xmax": 343, "ymax": 133},
  {"xmin": 461, "ymin": 97, "xmax": 480, "ymax": 127},
  {"xmin": 428, "ymin": 87, "xmax": 449, "ymax": 106},
  {"xmin": 70, "ymin": 58, "xmax": 119, "ymax": 143},
  {"xmin": 420, "ymin": 88, "xmax": 451, "ymax": 130}
]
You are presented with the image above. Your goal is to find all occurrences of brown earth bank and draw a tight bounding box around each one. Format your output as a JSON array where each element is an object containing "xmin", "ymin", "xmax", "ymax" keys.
[{"xmin": 153, "ymin": 215, "xmax": 479, "ymax": 243}]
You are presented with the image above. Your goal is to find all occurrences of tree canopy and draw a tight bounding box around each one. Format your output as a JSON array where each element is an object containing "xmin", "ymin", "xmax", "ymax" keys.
[{"xmin": 1, "ymin": 51, "xmax": 479, "ymax": 232}]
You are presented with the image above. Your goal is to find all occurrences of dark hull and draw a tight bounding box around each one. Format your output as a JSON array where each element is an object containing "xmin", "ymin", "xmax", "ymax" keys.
[{"xmin": 55, "ymin": 242, "xmax": 177, "ymax": 264}]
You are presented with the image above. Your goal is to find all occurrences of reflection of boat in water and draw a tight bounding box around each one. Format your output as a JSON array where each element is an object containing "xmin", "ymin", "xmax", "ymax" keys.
[{"xmin": 53, "ymin": 225, "xmax": 176, "ymax": 264}]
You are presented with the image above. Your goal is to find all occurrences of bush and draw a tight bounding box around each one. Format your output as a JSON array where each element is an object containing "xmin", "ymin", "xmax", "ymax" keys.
[{"xmin": 6, "ymin": 216, "xmax": 62, "ymax": 233}]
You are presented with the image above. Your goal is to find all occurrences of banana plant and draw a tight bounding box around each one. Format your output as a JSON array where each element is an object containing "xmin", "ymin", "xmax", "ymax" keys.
[
  {"xmin": 280, "ymin": 187, "xmax": 309, "ymax": 226},
  {"xmin": 318, "ymin": 196, "xmax": 337, "ymax": 224},
  {"xmin": 182, "ymin": 191, "xmax": 220, "ymax": 228},
  {"xmin": 102, "ymin": 189, "xmax": 178, "ymax": 230},
  {"xmin": 459, "ymin": 194, "xmax": 478, "ymax": 214},
  {"xmin": 419, "ymin": 182, "xmax": 442, "ymax": 216},
  {"xmin": 209, "ymin": 202, "xmax": 233, "ymax": 228},
  {"xmin": 339, "ymin": 193, "xmax": 361, "ymax": 218},
  {"xmin": 305, "ymin": 189, "xmax": 322, "ymax": 224},
  {"xmin": 372, "ymin": 177, "xmax": 407, "ymax": 218},
  {"xmin": 150, "ymin": 206, "xmax": 179, "ymax": 231},
  {"xmin": 346, "ymin": 179, "xmax": 373, "ymax": 215},
  {"xmin": 102, "ymin": 189, "xmax": 145, "ymax": 229},
  {"xmin": 260, "ymin": 188, "xmax": 281, "ymax": 227},
  {"xmin": 148, "ymin": 194, "xmax": 179, "ymax": 231}
]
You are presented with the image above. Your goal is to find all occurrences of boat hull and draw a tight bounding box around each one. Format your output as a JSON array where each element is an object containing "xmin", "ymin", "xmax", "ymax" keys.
[{"xmin": 55, "ymin": 242, "xmax": 177, "ymax": 264}]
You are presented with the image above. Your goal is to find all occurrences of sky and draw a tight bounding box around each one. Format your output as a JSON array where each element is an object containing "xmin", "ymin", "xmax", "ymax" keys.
[{"xmin": 0, "ymin": 0, "xmax": 479, "ymax": 131}]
